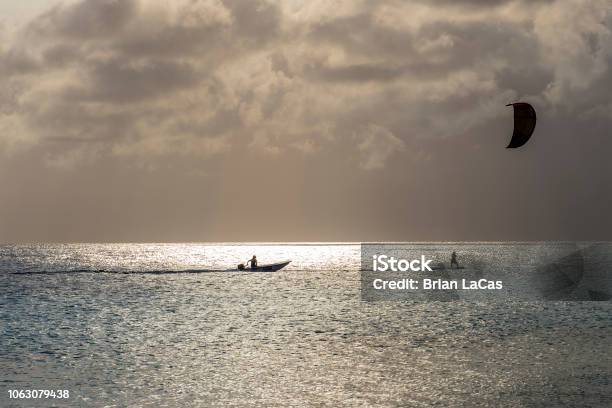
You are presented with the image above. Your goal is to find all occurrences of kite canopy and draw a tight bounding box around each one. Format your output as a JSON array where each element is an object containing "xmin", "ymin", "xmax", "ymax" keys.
[{"xmin": 506, "ymin": 102, "xmax": 536, "ymax": 148}]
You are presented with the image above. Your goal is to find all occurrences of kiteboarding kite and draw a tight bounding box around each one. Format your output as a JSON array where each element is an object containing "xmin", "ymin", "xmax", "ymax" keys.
[{"xmin": 506, "ymin": 102, "xmax": 536, "ymax": 148}]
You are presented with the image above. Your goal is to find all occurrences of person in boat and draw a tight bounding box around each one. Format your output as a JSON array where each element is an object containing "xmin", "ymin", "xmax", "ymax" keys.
[
  {"xmin": 246, "ymin": 255, "xmax": 258, "ymax": 269},
  {"xmin": 450, "ymin": 251, "xmax": 459, "ymax": 269}
]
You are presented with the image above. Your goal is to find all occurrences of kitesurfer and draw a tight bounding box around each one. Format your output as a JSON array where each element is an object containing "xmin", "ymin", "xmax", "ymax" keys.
[
  {"xmin": 450, "ymin": 251, "xmax": 459, "ymax": 269},
  {"xmin": 246, "ymin": 255, "xmax": 258, "ymax": 269}
]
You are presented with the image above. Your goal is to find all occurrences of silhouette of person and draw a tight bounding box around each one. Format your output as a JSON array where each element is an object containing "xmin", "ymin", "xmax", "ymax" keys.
[
  {"xmin": 246, "ymin": 255, "xmax": 258, "ymax": 269},
  {"xmin": 450, "ymin": 251, "xmax": 459, "ymax": 269}
]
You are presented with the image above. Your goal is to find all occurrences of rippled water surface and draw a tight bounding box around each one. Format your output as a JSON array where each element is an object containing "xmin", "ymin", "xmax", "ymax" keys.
[{"xmin": 1, "ymin": 244, "xmax": 611, "ymax": 407}]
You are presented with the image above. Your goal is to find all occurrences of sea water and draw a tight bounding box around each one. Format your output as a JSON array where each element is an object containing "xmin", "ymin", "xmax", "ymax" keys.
[{"xmin": 1, "ymin": 243, "xmax": 611, "ymax": 407}]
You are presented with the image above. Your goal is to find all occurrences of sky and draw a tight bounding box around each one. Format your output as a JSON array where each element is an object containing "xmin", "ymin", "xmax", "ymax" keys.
[{"xmin": 1, "ymin": 0, "xmax": 611, "ymax": 242}]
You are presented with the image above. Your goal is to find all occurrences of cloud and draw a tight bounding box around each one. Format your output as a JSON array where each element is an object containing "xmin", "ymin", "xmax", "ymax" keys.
[
  {"xmin": 357, "ymin": 124, "xmax": 405, "ymax": 170},
  {"xmin": 27, "ymin": 0, "xmax": 137, "ymax": 39},
  {"xmin": 307, "ymin": 62, "xmax": 406, "ymax": 82},
  {"xmin": 419, "ymin": 0, "xmax": 553, "ymax": 7},
  {"xmin": 0, "ymin": 0, "xmax": 610, "ymax": 170},
  {"xmin": 0, "ymin": 112, "xmax": 32, "ymax": 154},
  {"xmin": 65, "ymin": 58, "xmax": 201, "ymax": 103},
  {"xmin": 535, "ymin": 0, "xmax": 612, "ymax": 107}
]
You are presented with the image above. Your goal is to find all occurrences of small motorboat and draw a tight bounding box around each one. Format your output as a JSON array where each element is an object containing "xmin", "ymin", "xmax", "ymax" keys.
[{"xmin": 237, "ymin": 260, "xmax": 291, "ymax": 272}]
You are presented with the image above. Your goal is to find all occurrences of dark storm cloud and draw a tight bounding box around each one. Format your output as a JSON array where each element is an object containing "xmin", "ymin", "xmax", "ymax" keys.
[
  {"xmin": 114, "ymin": 0, "xmax": 282, "ymax": 59},
  {"xmin": 42, "ymin": 43, "xmax": 82, "ymax": 67},
  {"xmin": 115, "ymin": 23, "xmax": 226, "ymax": 58},
  {"xmin": 307, "ymin": 62, "xmax": 406, "ymax": 82},
  {"xmin": 66, "ymin": 58, "xmax": 200, "ymax": 103},
  {"xmin": 27, "ymin": 99, "xmax": 133, "ymax": 143},
  {"xmin": 0, "ymin": 48, "xmax": 40, "ymax": 76},
  {"xmin": 28, "ymin": 0, "xmax": 137, "ymax": 39},
  {"xmin": 223, "ymin": 0, "xmax": 281, "ymax": 44}
]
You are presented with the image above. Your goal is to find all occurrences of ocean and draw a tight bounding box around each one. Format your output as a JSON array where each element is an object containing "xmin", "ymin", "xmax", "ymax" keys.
[{"xmin": 1, "ymin": 243, "xmax": 611, "ymax": 407}]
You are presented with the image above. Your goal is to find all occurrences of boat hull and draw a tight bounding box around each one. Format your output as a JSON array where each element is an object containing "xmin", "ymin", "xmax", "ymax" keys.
[{"xmin": 246, "ymin": 261, "xmax": 291, "ymax": 272}]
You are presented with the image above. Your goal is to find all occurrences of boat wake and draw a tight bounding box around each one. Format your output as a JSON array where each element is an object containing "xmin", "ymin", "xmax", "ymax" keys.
[{"xmin": 10, "ymin": 268, "xmax": 242, "ymax": 275}]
